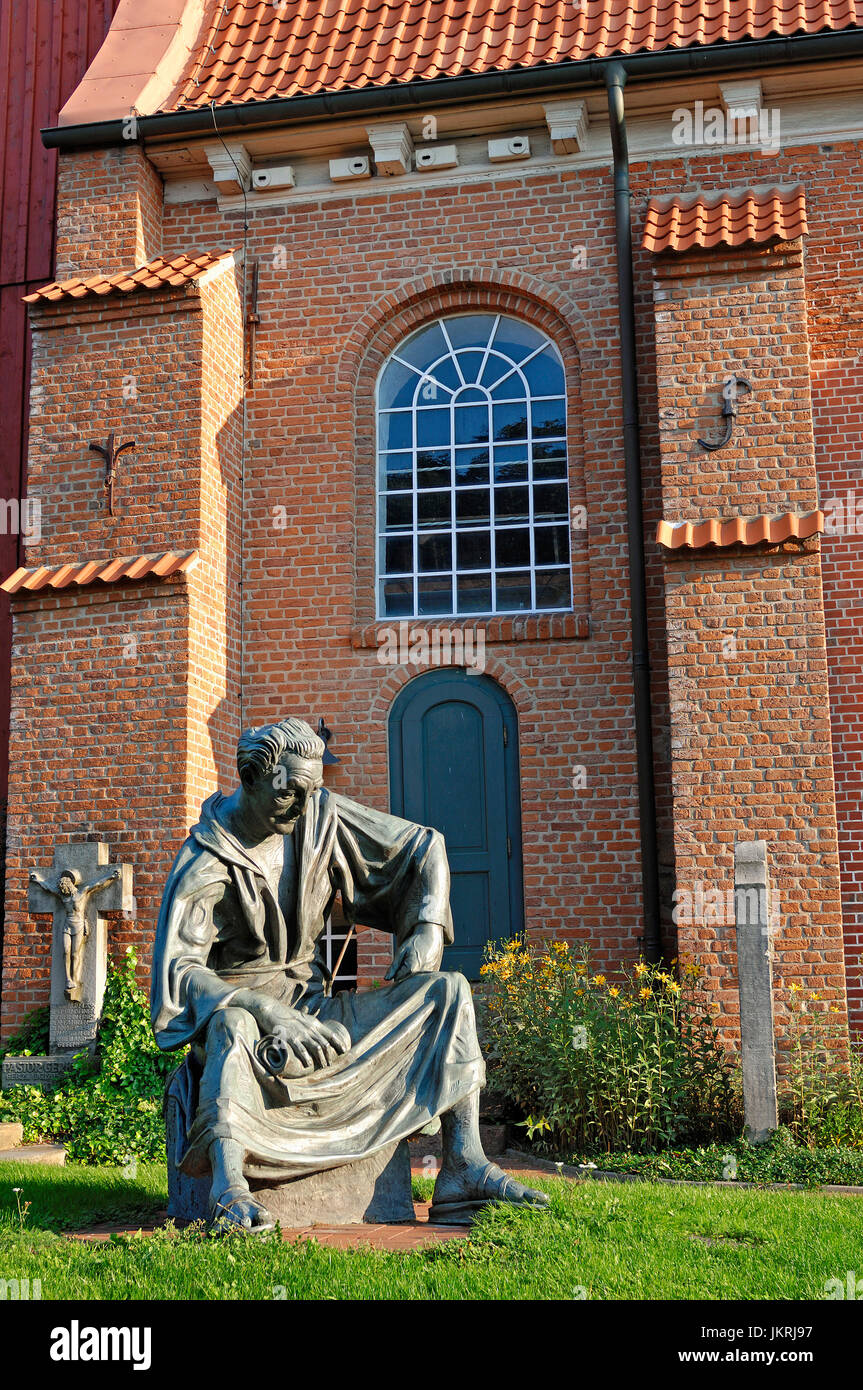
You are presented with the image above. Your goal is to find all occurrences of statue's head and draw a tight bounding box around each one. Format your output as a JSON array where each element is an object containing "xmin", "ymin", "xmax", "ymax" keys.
[
  {"xmin": 236, "ymin": 718, "xmax": 325, "ymax": 835},
  {"xmin": 58, "ymin": 870, "xmax": 79, "ymax": 896}
]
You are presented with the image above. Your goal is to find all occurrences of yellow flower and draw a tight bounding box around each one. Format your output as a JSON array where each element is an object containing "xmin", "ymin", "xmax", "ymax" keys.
[
  {"xmin": 789, "ymin": 982, "xmax": 802, "ymax": 994},
  {"xmin": 635, "ymin": 961, "xmax": 648, "ymax": 977},
  {"xmin": 665, "ymin": 980, "xmax": 681, "ymax": 996},
  {"xmin": 575, "ymin": 988, "xmax": 584, "ymax": 998},
  {"xmin": 639, "ymin": 987, "xmax": 651, "ymax": 1001},
  {"xmin": 608, "ymin": 986, "xmax": 620, "ymax": 998},
  {"xmin": 592, "ymin": 974, "xmax": 607, "ymax": 986},
  {"xmin": 552, "ymin": 941, "xmax": 570, "ymax": 955}
]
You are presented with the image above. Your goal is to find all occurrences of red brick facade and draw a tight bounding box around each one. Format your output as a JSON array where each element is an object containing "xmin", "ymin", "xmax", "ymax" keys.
[{"xmin": 2, "ymin": 102, "xmax": 862, "ymax": 1043}]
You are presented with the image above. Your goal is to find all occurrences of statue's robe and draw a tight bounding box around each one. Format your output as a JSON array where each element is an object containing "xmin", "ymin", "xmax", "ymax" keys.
[{"xmin": 151, "ymin": 788, "xmax": 485, "ymax": 1180}]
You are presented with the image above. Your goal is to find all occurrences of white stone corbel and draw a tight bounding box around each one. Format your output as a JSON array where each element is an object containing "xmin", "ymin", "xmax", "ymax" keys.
[
  {"xmin": 719, "ymin": 79, "xmax": 763, "ymax": 127},
  {"xmin": 544, "ymin": 100, "xmax": 590, "ymax": 155},
  {"xmin": 366, "ymin": 122, "xmax": 414, "ymax": 176},
  {"xmin": 203, "ymin": 140, "xmax": 252, "ymax": 196}
]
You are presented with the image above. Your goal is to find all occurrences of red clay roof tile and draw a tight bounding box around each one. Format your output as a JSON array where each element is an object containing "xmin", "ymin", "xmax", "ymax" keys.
[
  {"xmin": 642, "ymin": 186, "xmax": 808, "ymax": 253},
  {"xmin": 165, "ymin": 1, "xmax": 863, "ymax": 110},
  {"xmin": 656, "ymin": 509, "xmax": 824, "ymax": 550},
  {"xmin": 1, "ymin": 550, "xmax": 200, "ymax": 594},
  {"xmin": 22, "ymin": 251, "xmax": 235, "ymax": 306}
]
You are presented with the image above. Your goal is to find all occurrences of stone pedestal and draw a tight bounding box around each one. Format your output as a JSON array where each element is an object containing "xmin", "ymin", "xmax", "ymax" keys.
[{"xmin": 165, "ymin": 1096, "xmax": 414, "ymax": 1225}]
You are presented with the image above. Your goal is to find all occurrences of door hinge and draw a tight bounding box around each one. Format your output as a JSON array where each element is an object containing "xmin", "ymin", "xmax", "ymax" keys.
[
  {"xmin": 506, "ymin": 836, "xmax": 512, "ymax": 858},
  {"xmin": 503, "ymin": 725, "xmax": 508, "ymax": 747}
]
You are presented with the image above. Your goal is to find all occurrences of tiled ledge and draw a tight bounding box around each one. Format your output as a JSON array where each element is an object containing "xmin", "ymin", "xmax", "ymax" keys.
[{"xmin": 351, "ymin": 612, "xmax": 590, "ymax": 649}]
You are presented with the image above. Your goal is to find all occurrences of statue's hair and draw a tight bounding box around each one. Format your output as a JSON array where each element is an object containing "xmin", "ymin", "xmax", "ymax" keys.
[
  {"xmin": 237, "ymin": 718, "xmax": 325, "ymax": 786},
  {"xmin": 58, "ymin": 869, "xmax": 80, "ymax": 887}
]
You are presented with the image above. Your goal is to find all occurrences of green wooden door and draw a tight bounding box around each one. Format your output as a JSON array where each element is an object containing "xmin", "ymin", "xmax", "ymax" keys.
[{"xmin": 389, "ymin": 670, "xmax": 524, "ymax": 978}]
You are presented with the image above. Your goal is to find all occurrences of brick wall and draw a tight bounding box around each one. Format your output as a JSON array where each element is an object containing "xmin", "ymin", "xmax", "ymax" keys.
[
  {"xmin": 649, "ymin": 234, "xmax": 847, "ymax": 1048},
  {"xmin": 0, "ymin": 260, "xmax": 243, "ymax": 1036},
  {"xmin": 5, "ymin": 129, "xmax": 863, "ymax": 1034}
]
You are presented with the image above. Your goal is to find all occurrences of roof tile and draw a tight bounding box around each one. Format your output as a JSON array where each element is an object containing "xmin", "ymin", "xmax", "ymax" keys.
[
  {"xmin": 23, "ymin": 251, "xmax": 235, "ymax": 306},
  {"xmin": 643, "ymin": 186, "xmax": 809, "ymax": 253},
  {"xmin": 164, "ymin": 1, "xmax": 863, "ymax": 110},
  {"xmin": 656, "ymin": 509, "xmax": 824, "ymax": 550},
  {"xmin": 1, "ymin": 550, "xmax": 200, "ymax": 594}
]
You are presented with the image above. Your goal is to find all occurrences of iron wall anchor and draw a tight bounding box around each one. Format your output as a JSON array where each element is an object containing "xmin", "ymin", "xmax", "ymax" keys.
[
  {"xmin": 89, "ymin": 432, "xmax": 136, "ymax": 515},
  {"xmin": 698, "ymin": 376, "xmax": 751, "ymax": 452}
]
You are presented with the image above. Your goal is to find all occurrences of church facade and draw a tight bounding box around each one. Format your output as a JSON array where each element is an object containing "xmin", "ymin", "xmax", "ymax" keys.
[{"xmin": 2, "ymin": 1, "xmax": 863, "ymax": 1048}]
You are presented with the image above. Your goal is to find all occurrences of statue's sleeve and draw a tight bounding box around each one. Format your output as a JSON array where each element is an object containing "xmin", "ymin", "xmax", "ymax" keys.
[
  {"xmin": 150, "ymin": 847, "xmax": 237, "ymax": 1050},
  {"xmin": 327, "ymin": 792, "xmax": 454, "ymax": 945}
]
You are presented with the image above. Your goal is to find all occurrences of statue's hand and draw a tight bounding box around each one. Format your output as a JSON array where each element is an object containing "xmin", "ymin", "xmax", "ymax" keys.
[
  {"xmin": 385, "ymin": 921, "xmax": 444, "ymax": 983},
  {"xmin": 254, "ymin": 999, "xmax": 351, "ymax": 1071}
]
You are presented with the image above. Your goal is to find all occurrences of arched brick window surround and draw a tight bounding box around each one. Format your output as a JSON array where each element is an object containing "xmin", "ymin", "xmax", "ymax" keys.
[{"xmin": 337, "ymin": 273, "xmax": 589, "ymax": 630}]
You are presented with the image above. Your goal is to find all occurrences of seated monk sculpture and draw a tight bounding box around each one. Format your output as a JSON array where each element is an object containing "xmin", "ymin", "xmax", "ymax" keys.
[{"xmin": 151, "ymin": 716, "xmax": 548, "ymax": 1230}]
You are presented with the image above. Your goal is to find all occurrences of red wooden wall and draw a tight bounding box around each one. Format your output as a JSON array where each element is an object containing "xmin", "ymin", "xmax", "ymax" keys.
[{"xmin": 0, "ymin": 0, "xmax": 120, "ymax": 802}]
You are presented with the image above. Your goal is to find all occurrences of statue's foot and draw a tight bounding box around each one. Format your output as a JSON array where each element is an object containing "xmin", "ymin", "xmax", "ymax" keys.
[
  {"xmin": 429, "ymin": 1161, "xmax": 549, "ymax": 1226},
  {"xmin": 208, "ymin": 1182, "xmax": 275, "ymax": 1235}
]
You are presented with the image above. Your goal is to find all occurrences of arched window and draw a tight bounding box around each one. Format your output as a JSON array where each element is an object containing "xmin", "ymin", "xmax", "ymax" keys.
[{"xmin": 376, "ymin": 313, "xmax": 572, "ymax": 619}]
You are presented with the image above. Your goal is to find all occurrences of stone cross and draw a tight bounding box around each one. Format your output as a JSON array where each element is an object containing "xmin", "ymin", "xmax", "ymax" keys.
[
  {"xmin": 734, "ymin": 839, "xmax": 778, "ymax": 1145},
  {"xmin": 28, "ymin": 842, "xmax": 133, "ymax": 1054}
]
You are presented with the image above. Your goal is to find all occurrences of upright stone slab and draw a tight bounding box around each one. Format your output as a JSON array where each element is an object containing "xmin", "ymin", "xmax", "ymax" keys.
[{"xmin": 735, "ymin": 839, "xmax": 778, "ymax": 1144}]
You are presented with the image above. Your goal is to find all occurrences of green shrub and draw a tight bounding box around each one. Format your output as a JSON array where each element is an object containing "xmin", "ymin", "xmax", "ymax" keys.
[
  {"xmin": 481, "ymin": 939, "xmax": 739, "ymax": 1154},
  {"xmin": 778, "ymin": 982, "xmax": 863, "ymax": 1149},
  {"xmin": 0, "ymin": 946, "xmax": 181, "ymax": 1163}
]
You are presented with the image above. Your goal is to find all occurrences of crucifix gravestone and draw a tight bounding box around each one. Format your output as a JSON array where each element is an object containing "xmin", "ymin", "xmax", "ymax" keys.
[{"xmin": 1, "ymin": 843, "xmax": 133, "ymax": 1089}]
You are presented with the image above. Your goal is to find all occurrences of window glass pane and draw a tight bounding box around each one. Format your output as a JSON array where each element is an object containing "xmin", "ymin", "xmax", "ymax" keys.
[
  {"xmin": 495, "ymin": 527, "xmax": 531, "ymax": 567},
  {"xmin": 381, "ymin": 453, "xmax": 413, "ymax": 490},
  {"xmin": 531, "ymin": 398, "xmax": 566, "ymax": 439},
  {"xmin": 417, "ymin": 449, "xmax": 450, "ymax": 489},
  {"xmin": 522, "ymin": 347, "xmax": 565, "ymax": 396},
  {"xmin": 383, "ymin": 536, "xmax": 413, "ymax": 573},
  {"xmin": 417, "ymin": 575, "xmax": 453, "ymax": 615},
  {"xmin": 417, "ymin": 491, "xmax": 451, "ymax": 529},
  {"xmin": 533, "ymin": 483, "xmax": 569, "ymax": 520},
  {"xmin": 490, "ymin": 371, "xmax": 526, "ymax": 400},
  {"xmin": 456, "ymin": 530, "xmax": 490, "ymax": 570},
  {"xmin": 417, "ymin": 534, "xmax": 452, "ymax": 573},
  {"xmin": 455, "ymin": 447, "xmax": 489, "ymax": 486},
  {"xmin": 379, "ymin": 360, "xmax": 420, "ymax": 410},
  {"xmin": 493, "ymin": 443, "xmax": 529, "ymax": 483},
  {"xmin": 532, "ymin": 440, "xmax": 567, "ymax": 479},
  {"xmin": 445, "ymin": 315, "xmax": 495, "ymax": 351},
  {"xmin": 455, "ymin": 349, "xmax": 487, "ymax": 385},
  {"xmin": 398, "ymin": 321, "xmax": 447, "ymax": 369},
  {"xmin": 495, "ymin": 571, "xmax": 532, "ymax": 612},
  {"xmin": 454, "ymin": 403, "xmax": 489, "ymax": 445},
  {"xmin": 381, "ymin": 577, "xmax": 413, "ymax": 616},
  {"xmin": 456, "ymin": 489, "xmax": 490, "ymax": 526},
  {"xmin": 495, "ymin": 486, "xmax": 530, "ymax": 523},
  {"xmin": 481, "ymin": 351, "xmax": 515, "ymax": 390},
  {"xmin": 535, "ymin": 568, "xmax": 572, "ymax": 610},
  {"xmin": 378, "ymin": 411, "xmax": 412, "ymax": 452},
  {"xmin": 381, "ymin": 494, "xmax": 412, "ymax": 531},
  {"xmin": 534, "ymin": 524, "xmax": 570, "ymax": 566},
  {"xmin": 415, "ymin": 408, "xmax": 450, "ymax": 449},
  {"xmin": 414, "ymin": 357, "xmax": 461, "ymax": 396},
  {"xmin": 493, "ymin": 402, "xmax": 528, "ymax": 441},
  {"xmin": 457, "ymin": 572, "xmax": 492, "ymax": 613},
  {"xmin": 488, "ymin": 317, "xmax": 545, "ymax": 364}
]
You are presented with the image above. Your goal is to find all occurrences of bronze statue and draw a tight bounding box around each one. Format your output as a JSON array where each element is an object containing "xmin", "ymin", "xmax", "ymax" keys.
[
  {"xmin": 29, "ymin": 864, "xmax": 121, "ymax": 1001},
  {"xmin": 151, "ymin": 717, "xmax": 548, "ymax": 1230}
]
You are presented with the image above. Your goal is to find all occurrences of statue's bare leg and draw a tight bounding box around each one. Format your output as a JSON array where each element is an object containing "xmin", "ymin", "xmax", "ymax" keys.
[
  {"xmin": 431, "ymin": 1090, "xmax": 549, "ymax": 1219},
  {"xmin": 198, "ymin": 1008, "xmax": 274, "ymax": 1232}
]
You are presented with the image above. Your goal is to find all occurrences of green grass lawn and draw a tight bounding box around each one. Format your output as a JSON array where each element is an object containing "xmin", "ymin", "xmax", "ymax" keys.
[{"xmin": 1, "ymin": 1161, "xmax": 861, "ymax": 1300}]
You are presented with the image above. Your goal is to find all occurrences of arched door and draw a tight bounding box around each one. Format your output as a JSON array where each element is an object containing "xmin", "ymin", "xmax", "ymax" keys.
[{"xmin": 389, "ymin": 670, "xmax": 524, "ymax": 978}]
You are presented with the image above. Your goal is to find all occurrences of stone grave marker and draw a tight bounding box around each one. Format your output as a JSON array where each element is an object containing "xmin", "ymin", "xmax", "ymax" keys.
[{"xmin": 1, "ymin": 842, "xmax": 133, "ymax": 1088}]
